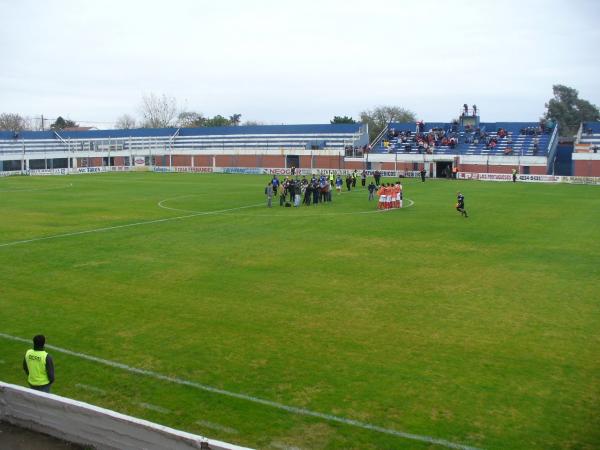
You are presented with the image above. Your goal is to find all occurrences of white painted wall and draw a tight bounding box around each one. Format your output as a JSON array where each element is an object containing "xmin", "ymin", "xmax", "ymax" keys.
[{"xmin": 0, "ymin": 382, "xmax": 252, "ymax": 450}]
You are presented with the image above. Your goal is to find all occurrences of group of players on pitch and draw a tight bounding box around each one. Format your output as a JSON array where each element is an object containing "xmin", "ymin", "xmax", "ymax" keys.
[
  {"xmin": 374, "ymin": 182, "xmax": 404, "ymax": 210},
  {"xmin": 372, "ymin": 182, "xmax": 467, "ymax": 218},
  {"xmin": 266, "ymin": 172, "xmax": 468, "ymax": 218}
]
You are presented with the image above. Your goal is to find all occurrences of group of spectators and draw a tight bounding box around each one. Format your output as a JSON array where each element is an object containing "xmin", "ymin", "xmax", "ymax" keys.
[
  {"xmin": 381, "ymin": 116, "xmax": 554, "ymax": 156},
  {"xmin": 384, "ymin": 126, "xmax": 458, "ymax": 154}
]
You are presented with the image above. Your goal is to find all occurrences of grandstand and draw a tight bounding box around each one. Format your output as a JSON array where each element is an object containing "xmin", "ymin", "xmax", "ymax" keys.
[
  {"xmin": 572, "ymin": 121, "xmax": 600, "ymax": 176},
  {"xmin": 357, "ymin": 114, "xmax": 560, "ymax": 177},
  {"xmin": 6, "ymin": 116, "xmax": 599, "ymax": 178},
  {"xmin": 0, "ymin": 124, "xmax": 368, "ymax": 172},
  {"xmin": 373, "ymin": 122, "xmax": 552, "ymax": 157}
]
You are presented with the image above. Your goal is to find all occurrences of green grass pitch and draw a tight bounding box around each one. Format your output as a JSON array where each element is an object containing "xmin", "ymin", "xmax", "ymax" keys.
[{"xmin": 0, "ymin": 172, "xmax": 599, "ymax": 449}]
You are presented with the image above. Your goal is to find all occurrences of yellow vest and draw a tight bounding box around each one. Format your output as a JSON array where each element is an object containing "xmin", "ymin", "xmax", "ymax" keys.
[{"xmin": 25, "ymin": 349, "xmax": 50, "ymax": 386}]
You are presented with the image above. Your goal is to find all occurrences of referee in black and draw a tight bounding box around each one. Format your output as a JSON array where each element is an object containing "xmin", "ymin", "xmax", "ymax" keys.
[{"xmin": 456, "ymin": 192, "xmax": 468, "ymax": 217}]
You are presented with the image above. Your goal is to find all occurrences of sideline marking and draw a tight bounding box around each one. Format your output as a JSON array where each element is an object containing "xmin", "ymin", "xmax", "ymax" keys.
[
  {"xmin": 0, "ymin": 203, "xmax": 263, "ymax": 249},
  {"xmin": 195, "ymin": 420, "xmax": 238, "ymax": 435},
  {"xmin": 0, "ymin": 332, "xmax": 480, "ymax": 450},
  {"xmin": 271, "ymin": 442, "xmax": 302, "ymax": 450},
  {"xmin": 139, "ymin": 402, "xmax": 171, "ymax": 414},
  {"xmin": 75, "ymin": 383, "xmax": 106, "ymax": 395}
]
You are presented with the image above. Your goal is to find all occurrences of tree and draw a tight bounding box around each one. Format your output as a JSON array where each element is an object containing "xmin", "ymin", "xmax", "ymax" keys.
[
  {"xmin": 50, "ymin": 116, "xmax": 78, "ymax": 130},
  {"xmin": 330, "ymin": 115, "xmax": 356, "ymax": 124},
  {"xmin": 204, "ymin": 115, "xmax": 232, "ymax": 127},
  {"xmin": 115, "ymin": 114, "xmax": 137, "ymax": 129},
  {"xmin": 229, "ymin": 113, "xmax": 242, "ymax": 126},
  {"xmin": 545, "ymin": 85, "xmax": 600, "ymax": 137},
  {"xmin": 177, "ymin": 111, "xmax": 205, "ymax": 128},
  {"xmin": 0, "ymin": 113, "xmax": 31, "ymax": 132},
  {"xmin": 242, "ymin": 120, "xmax": 266, "ymax": 126},
  {"xmin": 140, "ymin": 93, "xmax": 178, "ymax": 128},
  {"xmin": 360, "ymin": 106, "xmax": 416, "ymax": 142}
]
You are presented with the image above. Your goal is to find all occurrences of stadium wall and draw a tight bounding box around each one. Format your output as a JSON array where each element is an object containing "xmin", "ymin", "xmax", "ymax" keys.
[
  {"xmin": 459, "ymin": 164, "xmax": 546, "ymax": 175},
  {"xmin": 0, "ymin": 381, "xmax": 250, "ymax": 450},
  {"xmin": 572, "ymin": 153, "xmax": 600, "ymax": 176}
]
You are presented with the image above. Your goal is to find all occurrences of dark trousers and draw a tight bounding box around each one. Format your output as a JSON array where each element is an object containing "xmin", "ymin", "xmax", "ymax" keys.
[{"xmin": 30, "ymin": 384, "xmax": 51, "ymax": 393}]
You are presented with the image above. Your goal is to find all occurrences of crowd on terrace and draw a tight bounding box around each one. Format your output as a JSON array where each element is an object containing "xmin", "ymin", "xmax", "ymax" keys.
[{"xmin": 380, "ymin": 117, "xmax": 555, "ymax": 155}]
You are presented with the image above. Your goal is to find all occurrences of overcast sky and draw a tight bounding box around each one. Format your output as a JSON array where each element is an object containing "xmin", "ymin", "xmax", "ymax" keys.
[{"xmin": 1, "ymin": 0, "xmax": 599, "ymax": 128}]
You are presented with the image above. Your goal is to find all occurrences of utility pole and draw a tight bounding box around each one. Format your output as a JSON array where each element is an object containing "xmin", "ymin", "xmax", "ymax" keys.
[{"xmin": 40, "ymin": 114, "xmax": 45, "ymax": 131}]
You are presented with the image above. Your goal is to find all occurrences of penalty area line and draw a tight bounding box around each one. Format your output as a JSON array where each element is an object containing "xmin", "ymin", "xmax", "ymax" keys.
[{"xmin": 0, "ymin": 332, "xmax": 480, "ymax": 450}]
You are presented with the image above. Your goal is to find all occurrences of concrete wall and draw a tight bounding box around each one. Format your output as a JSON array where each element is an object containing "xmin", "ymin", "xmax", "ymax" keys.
[
  {"xmin": 0, "ymin": 382, "xmax": 251, "ymax": 450},
  {"xmin": 573, "ymin": 159, "xmax": 600, "ymax": 176},
  {"xmin": 459, "ymin": 164, "xmax": 546, "ymax": 175}
]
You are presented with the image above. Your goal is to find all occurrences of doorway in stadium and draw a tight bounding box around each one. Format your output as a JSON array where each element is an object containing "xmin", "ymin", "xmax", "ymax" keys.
[
  {"xmin": 436, "ymin": 161, "xmax": 453, "ymax": 178},
  {"xmin": 286, "ymin": 155, "xmax": 300, "ymax": 169}
]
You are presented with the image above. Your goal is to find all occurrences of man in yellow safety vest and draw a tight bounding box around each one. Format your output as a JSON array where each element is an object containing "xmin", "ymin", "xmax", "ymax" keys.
[{"xmin": 23, "ymin": 335, "xmax": 55, "ymax": 393}]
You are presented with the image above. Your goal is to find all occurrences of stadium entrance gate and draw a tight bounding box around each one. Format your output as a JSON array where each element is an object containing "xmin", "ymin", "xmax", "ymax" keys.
[
  {"xmin": 286, "ymin": 155, "xmax": 300, "ymax": 169},
  {"xmin": 436, "ymin": 161, "xmax": 453, "ymax": 178}
]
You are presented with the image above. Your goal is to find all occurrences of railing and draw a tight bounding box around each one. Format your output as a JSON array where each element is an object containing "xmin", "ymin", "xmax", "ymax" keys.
[
  {"xmin": 547, "ymin": 124, "xmax": 560, "ymax": 174},
  {"xmin": 369, "ymin": 123, "xmax": 390, "ymax": 149},
  {"xmin": 575, "ymin": 122, "xmax": 583, "ymax": 144}
]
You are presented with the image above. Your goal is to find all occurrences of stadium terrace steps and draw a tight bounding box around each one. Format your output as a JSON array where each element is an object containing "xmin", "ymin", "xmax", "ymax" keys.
[
  {"xmin": 0, "ymin": 124, "xmax": 368, "ymax": 155},
  {"xmin": 376, "ymin": 121, "xmax": 552, "ymax": 157}
]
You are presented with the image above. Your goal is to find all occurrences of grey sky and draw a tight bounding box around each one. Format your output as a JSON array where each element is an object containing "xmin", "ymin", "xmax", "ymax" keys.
[{"xmin": 1, "ymin": 0, "xmax": 599, "ymax": 128}]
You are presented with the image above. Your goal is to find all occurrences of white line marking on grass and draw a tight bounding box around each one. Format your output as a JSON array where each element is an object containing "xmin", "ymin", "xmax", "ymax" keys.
[
  {"xmin": 75, "ymin": 383, "xmax": 106, "ymax": 394},
  {"xmin": 0, "ymin": 203, "xmax": 263, "ymax": 249},
  {"xmin": 271, "ymin": 442, "xmax": 302, "ymax": 450},
  {"xmin": 0, "ymin": 183, "xmax": 73, "ymax": 193},
  {"xmin": 195, "ymin": 420, "xmax": 238, "ymax": 434},
  {"xmin": 139, "ymin": 402, "xmax": 171, "ymax": 414},
  {"xmin": 157, "ymin": 196, "xmax": 414, "ymax": 217},
  {"xmin": 0, "ymin": 332, "xmax": 481, "ymax": 450},
  {"xmin": 217, "ymin": 199, "xmax": 416, "ymax": 217}
]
